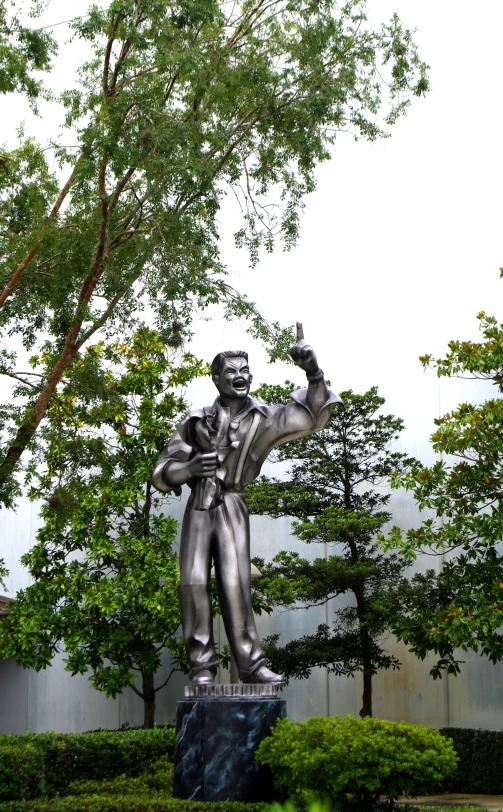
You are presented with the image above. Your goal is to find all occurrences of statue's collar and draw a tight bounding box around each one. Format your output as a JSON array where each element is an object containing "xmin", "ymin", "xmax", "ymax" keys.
[{"xmin": 210, "ymin": 396, "xmax": 268, "ymax": 421}]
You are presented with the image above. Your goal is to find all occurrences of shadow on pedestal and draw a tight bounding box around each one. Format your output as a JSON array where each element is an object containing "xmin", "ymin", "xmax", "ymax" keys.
[{"xmin": 174, "ymin": 694, "xmax": 286, "ymax": 802}]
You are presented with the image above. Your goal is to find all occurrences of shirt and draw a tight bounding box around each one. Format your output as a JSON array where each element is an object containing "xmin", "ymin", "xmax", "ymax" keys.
[{"xmin": 152, "ymin": 383, "xmax": 342, "ymax": 508}]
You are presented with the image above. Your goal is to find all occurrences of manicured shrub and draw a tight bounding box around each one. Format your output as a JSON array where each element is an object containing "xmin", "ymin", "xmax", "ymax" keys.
[
  {"xmin": 271, "ymin": 804, "xmax": 479, "ymax": 812},
  {"xmin": 0, "ymin": 743, "xmax": 45, "ymax": 802},
  {"xmin": 256, "ymin": 715, "xmax": 458, "ymax": 810},
  {"xmin": 440, "ymin": 727, "xmax": 503, "ymax": 794},
  {"xmin": 0, "ymin": 798, "xmax": 270, "ymax": 812},
  {"xmin": 0, "ymin": 727, "xmax": 175, "ymax": 799},
  {"xmin": 66, "ymin": 757, "xmax": 174, "ymax": 797}
]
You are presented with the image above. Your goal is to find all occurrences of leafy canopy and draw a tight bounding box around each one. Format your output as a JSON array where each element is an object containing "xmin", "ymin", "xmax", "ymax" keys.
[
  {"xmin": 0, "ymin": 329, "xmax": 206, "ymax": 722},
  {"xmin": 0, "ymin": 0, "xmax": 429, "ymax": 505},
  {"xmin": 0, "ymin": 0, "xmax": 56, "ymax": 102},
  {"xmin": 382, "ymin": 304, "xmax": 503, "ymax": 675}
]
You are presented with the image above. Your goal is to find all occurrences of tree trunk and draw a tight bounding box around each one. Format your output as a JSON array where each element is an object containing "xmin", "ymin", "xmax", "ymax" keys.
[
  {"xmin": 0, "ymin": 341, "xmax": 81, "ymax": 495},
  {"xmin": 0, "ymin": 164, "xmax": 110, "ymax": 499},
  {"xmin": 358, "ymin": 621, "xmax": 373, "ymax": 718},
  {"xmin": 360, "ymin": 648, "xmax": 373, "ymax": 719},
  {"xmin": 354, "ymin": 588, "xmax": 373, "ymax": 718},
  {"xmin": 142, "ymin": 670, "xmax": 156, "ymax": 729}
]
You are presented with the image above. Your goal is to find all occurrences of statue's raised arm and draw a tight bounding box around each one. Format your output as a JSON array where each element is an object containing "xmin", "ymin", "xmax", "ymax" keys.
[{"xmin": 289, "ymin": 321, "xmax": 333, "ymax": 417}]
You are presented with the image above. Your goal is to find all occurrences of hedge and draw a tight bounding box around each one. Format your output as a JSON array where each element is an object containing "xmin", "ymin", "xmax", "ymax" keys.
[
  {"xmin": 0, "ymin": 798, "xmax": 270, "ymax": 812},
  {"xmin": 64, "ymin": 756, "xmax": 174, "ymax": 797},
  {"xmin": 0, "ymin": 744, "xmax": 46, "ymax": 802},
  {"xmin": 440, "ymin": 727, "xmax": 503, "ymax": 794},
  {"xmin": 0, "ymin": 727, "xmax": 175, "ymax": 799}
]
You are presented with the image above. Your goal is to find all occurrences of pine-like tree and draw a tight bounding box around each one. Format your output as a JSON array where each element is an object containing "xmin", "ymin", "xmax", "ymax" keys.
[{"xmin": 247, "ymin": 384, "xmax": 428, "ymax": 717}]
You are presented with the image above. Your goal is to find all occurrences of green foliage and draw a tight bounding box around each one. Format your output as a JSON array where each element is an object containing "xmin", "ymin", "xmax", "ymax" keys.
[
  {"xmin": 0, "ymin": 0, "xmax": 429, "ymax": 504},
  {"xmin": 0, "ymin": 330, "xmax": 206, "ymax": 725},
  {"xmin": 269, "ymin": 803, "xmax": 330, "ymax": 812},
  {"xmin": 0, "ymin": 727, "xmax": 175, "ymax": 799},
  {"xmin": 439, "ymin": 727, "xmax": 503, "ymax": 795},
  {"xmin": 271, "ymin": 805, "xmax": 478, "ymax": 812},
  {"xmin": 248, "ymin": 385, "xmax": 428, "ymax": 716},
  {"xmin": 256, "ymin": 716, "xmax": 458, "ymax": 811},
  {"xmin": 0, "ymin": 135, "xmax": 59, "ymax": 245},
  {"xmin": 382, "ymin": 307, "xmax": 503, "ymax": 674},
  {"xmin": 0, "ymin": 799, "xmax": 269, "ymax": 812},
  {"xmin": 0, "ymin": 555, "xmax": 7, "ymax": 588},
  {"xmin": 66, "ymin": 755, "xmax": 174, "ymax": 797},
  {"xmin": 0, "ymin": 742, "xmax": 45, "ymax": 802},
  {"xmin": 0, "ymin": 1, "xmax": 56, "ymax": 102}
]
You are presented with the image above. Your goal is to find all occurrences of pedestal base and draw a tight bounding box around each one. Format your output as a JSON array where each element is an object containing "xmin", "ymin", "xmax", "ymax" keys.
[{"xmin": 174, "ymin": 694, "xmax": 286, "ymax": 802}]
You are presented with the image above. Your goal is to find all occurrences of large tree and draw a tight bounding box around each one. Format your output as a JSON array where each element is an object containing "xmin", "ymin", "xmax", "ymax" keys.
[
  {"xmin": 0, "ymin": 328, "xmax": 207, "ymax": 727},
  {"xmin": 246, "ymin": 384, "xmax": 425, "ymax": 717},
  {"xmin": 383, "ymin": 302, "xmax": 503, "ymax": 676},
  {"xmin": 0, "ymin": 0, "xmax": 429, "ymax": 506}
]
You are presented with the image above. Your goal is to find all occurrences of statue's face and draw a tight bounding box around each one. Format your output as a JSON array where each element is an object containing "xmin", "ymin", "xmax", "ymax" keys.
[{"xmin": 214, "ymin": 356, "xmax": 252, "ymax": 400}]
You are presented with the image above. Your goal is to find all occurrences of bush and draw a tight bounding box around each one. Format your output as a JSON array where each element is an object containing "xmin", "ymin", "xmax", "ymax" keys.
[
  {"xmin": 256, "ymin": 715, "xmax": 458, "ymax": 810},
  {"xmin": 0, "ymin": 798, "xmax": 270, "ymax": 812},
  {"xmin": 66, "ymin": 757, "xmax": 174, "ymax": 797},
  {"xmin": 439, "ymin": 727, "xmax": 503, "ymax": 794},
  {"xmin": 0, "ymin": 743, "xmax": 45, "ymax": 802},
  {"xmin": 0, "ymin": 727, "xmax": 175, "ymax": 800}
]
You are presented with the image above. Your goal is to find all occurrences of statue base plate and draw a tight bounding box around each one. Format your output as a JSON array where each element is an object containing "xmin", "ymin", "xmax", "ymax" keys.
[
  {"xmin": 184, "ymin": 682, "xmax": 284, "ymax": 699},
  {"xmin": 174, "ymin": 694, "xmax": 286, "ymax": 801}
]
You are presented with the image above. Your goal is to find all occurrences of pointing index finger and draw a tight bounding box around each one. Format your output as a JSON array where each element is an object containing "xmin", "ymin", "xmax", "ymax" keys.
[{"xmin": 296, "ymin": 321, "xmax": 304, "ymax": 343}]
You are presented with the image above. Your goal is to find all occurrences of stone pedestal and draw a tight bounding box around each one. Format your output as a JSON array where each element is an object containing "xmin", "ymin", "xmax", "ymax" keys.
[{"xmin": 174, "ymin": 685, "xmax": 286, "ymax": 802}]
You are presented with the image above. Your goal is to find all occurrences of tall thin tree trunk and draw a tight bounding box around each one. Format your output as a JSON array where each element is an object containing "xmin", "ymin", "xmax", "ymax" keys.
[
  {"xmin": 354, "ymin": 587, "xmax": 373, "ymax": 718},
  {"xmin": 358, "ymin": 615, "xmax": 373, "ymax": 718},
  {"xmin": 344, "ymin": 455, "xmax": 373, "ymax": 718},
  {"xmin": 360, "ymin": 646, "xmax": 373, "ymax": 718},
  {"xmin": 142, "ymin": 670, "xmax": 156, "ymax": 729}
]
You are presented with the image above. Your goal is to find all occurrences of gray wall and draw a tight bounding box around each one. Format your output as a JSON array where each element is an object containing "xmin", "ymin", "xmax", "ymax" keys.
[{"xmin": 2, "ymin": 487, "xmax": 503, "ymax": 734}]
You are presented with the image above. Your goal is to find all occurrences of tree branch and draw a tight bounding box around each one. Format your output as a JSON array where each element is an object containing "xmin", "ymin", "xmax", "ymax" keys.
[
  {"xmin": 153, "ymin": 668, "xmax": 175, "ymax": 693},
  {"xmin": 0, "ymin": 158, "xmax": 83, "ymax": 310},
  {"xmin": 2, "ymin": 371, "xmax": 40, "ymax": 390}
]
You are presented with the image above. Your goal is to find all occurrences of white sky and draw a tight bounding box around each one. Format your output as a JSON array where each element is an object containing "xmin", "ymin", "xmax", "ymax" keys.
[{"xmin": 2, "ymin": 0, "xmax": 502, "ymax": 467}]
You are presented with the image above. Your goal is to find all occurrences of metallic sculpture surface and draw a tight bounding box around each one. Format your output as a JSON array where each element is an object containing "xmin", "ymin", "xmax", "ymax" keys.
[{"xmin": 152, "ymin": 324, "xmax": 342, "ymax": 684}]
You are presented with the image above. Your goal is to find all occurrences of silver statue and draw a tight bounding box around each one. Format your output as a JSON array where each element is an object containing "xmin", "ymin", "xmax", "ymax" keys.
[{"xmin": 152, "ymin": 324, "xmax": 341, "ymax": 685}]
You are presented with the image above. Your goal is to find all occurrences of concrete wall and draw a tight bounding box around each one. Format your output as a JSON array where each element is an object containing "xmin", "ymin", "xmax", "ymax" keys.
[{"xmin": 2, "ymin": 485, "xmax": 503, "ymax": 734}]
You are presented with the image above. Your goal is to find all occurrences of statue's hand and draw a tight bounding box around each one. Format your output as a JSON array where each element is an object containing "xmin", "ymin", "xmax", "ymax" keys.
[
  {"xmin": 290, "ymin": 322, "xmax": 319, "ymax": 376},
  {"xmin": 188, "ymin": 451, "xmax": 218, "ymax": 478}
]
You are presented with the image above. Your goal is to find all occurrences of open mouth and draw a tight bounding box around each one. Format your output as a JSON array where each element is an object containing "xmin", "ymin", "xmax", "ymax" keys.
[{"xmin": 233, "ymin": 380, "xmax": 247, "ymax": 391}]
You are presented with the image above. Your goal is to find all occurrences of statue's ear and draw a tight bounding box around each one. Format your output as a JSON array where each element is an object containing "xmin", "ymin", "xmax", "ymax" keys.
[{"xmin": 212, "ymin": 373, "xmax": 219, "ymax": 387}]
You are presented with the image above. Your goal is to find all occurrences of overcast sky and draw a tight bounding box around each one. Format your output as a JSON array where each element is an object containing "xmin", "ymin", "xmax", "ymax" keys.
[{"xmin": 2, "ymin": 0, "xmax": 502, "ymax": 467}]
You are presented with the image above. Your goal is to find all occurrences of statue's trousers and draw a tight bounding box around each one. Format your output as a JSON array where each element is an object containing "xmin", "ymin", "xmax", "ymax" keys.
[{"xmin": 179, "ymin": 491, "xmax": 265, "ymax": 680}]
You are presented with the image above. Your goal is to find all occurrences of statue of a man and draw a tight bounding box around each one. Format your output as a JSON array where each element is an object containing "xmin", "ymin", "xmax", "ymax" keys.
[{"xmin": 152, "ymin": 325, "xmax": 341, "ymax": 685}]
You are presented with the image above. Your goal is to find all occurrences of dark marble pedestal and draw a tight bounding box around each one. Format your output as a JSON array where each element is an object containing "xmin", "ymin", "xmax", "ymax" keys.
[{"xmin": 174, "ymin": 691, "xmax": 286, "ymax": 802}]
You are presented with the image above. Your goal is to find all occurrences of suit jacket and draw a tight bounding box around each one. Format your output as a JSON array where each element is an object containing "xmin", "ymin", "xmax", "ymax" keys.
[{"xmin": 152, "ymin": 382, "xmax": 341, "ymax": 508}]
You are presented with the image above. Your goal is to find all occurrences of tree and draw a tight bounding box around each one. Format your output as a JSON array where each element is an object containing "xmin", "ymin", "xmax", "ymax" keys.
[
  {"xmin": 0, "ymin": 0, "xmax": 429, "ymax": 506},
  {"xmin": 246, "ymin": 384, "xmax": 425, "ymax": 717},
  {"xmin": 0, "ymin": 328, "xmax": 207, "ymax": 727},
  {"xmin": 382, "ymin": 304, "xmax": 503, "ymax": 676},
  {"xmin": 0, "ymin": 0, "xmax": 56, "ymax": 101}
]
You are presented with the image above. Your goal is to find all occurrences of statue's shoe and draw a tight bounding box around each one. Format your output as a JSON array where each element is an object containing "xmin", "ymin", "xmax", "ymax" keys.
[
  {"xmin": 242, "ymin": 666, "xmax": 285, "ymax": 685},
  {"xmin": 191, "ymin": 669, "xmax": 216, "ymax": 685}
]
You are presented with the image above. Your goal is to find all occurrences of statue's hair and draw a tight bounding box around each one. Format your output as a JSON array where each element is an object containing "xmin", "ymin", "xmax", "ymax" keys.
[{"xmin": 211, "ymin": 350, "xmax": 248, "ymax": 378}]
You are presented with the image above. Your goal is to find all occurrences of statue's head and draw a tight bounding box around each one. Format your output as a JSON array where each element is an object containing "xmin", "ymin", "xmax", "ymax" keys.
[{"xmin": 211, "ymin": 350, "xmax": 252, "ymax": 400}]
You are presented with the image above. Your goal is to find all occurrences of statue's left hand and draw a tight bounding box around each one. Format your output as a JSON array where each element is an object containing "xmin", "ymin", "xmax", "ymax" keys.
[{"xmin": 290, "ymin": 322, "xmax": 319, "ymax": 376}]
